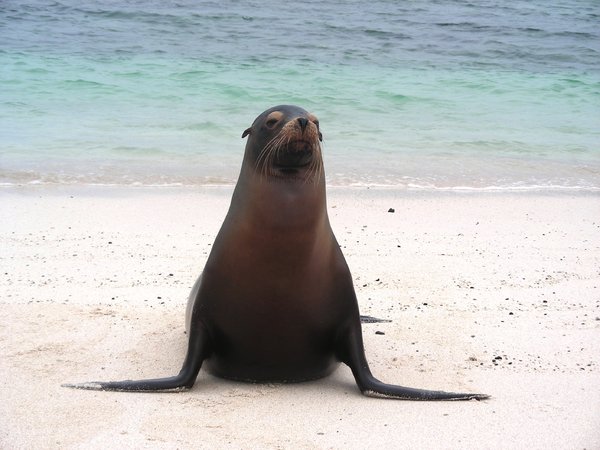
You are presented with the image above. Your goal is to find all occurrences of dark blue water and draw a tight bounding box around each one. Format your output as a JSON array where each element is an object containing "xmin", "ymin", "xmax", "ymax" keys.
[{"xmin": 2, "ymin": 0, "xmax": 599, "ymax": 189}]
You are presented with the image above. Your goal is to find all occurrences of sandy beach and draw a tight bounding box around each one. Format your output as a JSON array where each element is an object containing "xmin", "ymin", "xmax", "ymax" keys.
[{"xmin": 1, "ymin": 185, "xmax": 599, "ymax": 449}]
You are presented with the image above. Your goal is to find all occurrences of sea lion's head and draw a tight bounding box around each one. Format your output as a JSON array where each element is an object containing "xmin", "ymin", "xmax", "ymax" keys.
[{"xmin": 242, "ymin": 105, "xmax": 323, "ymax": 182}]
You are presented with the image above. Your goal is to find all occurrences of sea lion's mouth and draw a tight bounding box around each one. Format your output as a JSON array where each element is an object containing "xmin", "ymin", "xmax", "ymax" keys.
[
  {"xmin": 273, "ymin": 140, "xmax": 314, "ymax": 169},
  {"xmin": 256, "ymin": 128, "xmax": 323, "ymax": 182}
]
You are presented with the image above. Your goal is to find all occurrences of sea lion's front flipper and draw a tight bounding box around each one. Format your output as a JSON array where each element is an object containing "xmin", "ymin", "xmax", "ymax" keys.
[
  {"xmin": 336, "ymin": 323, "xmax": 489, "ymax": 401},
  {"xmin": 62, "ymin": 323, "xmax": 211, "ymax": 392}
]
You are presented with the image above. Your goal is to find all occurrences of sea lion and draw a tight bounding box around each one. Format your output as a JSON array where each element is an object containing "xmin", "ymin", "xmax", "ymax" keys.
[{"xmin": 63, "ymin": 105, "xmax": 488, "ymax": 400}]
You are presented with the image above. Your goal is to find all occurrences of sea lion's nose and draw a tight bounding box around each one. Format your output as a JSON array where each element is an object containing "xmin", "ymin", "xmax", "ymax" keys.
[{"xmin": 297, "ymin": 117, "xmax": 308, "ymax": 132}]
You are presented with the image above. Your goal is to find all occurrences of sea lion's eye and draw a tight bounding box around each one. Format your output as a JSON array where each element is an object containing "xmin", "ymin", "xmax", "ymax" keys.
[
  {"xmin": 313, "ymin": 120, "xmax": 320, "ymax": 129},
  {"xmin": 265, "ymin": 111, "xmax": 283, "ymax": 128}
]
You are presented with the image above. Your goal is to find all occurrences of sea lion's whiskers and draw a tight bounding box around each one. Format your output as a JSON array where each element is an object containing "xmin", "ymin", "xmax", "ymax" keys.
[
  {"xmin": 302, "ymin": 137, "xmax": 323, "ymax": 185},
  {"xmin": 258, "ymin": 122, "xmax": 323, "ymax": 183},
  {"xmin": 308, "ymin": 150, "xmax": 320, "ymax": 184},
  {"xmin": 257, "ymin": 132, "xmax": 286, "ymax": 177},
  {"xmin": 276, "ymin": 129, "xmax": 293, "ymax": 167},
  {"xmin": 256, "ymin": 134, "xmax": 278, "ymax": 168},
  {"xmin": 267, "ymin": 133, "xmax": 288, "ymax": 176}
]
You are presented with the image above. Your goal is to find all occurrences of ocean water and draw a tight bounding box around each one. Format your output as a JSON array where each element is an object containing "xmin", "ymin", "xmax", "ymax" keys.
[{"xmin": 1, "ymin": 0, "xmax": 599, "ymax": 190}]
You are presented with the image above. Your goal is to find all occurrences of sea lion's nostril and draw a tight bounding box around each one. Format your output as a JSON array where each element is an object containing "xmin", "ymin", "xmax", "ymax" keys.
[{"xmin": 297, "ymin": 117, "xmax": 308, "ymax": 132}]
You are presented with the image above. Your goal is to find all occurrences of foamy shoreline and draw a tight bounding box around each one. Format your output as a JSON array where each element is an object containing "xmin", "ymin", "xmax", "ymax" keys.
[{"xmin": 2, "ymin": 185, "xmax": 599, "ymax": 449}]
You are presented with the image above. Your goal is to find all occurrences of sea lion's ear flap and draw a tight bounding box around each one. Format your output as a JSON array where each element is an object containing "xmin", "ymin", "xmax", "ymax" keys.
[
  {"xmin": 242, "ymin": 127, "xmax": 252, "ymax": 139},
  {"xmin": 318, "ymin": 132, "xmax": 323, "ymax": 142}
]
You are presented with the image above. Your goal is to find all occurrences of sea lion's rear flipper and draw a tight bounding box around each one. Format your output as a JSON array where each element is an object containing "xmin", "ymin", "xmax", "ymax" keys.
[
  {"xmin": 62, "ymin": 324, "xmax": 211, "ymax": 392},
  {"xmin": 336, "ymin": 323, "xmax": 489, "ymax": 401}
]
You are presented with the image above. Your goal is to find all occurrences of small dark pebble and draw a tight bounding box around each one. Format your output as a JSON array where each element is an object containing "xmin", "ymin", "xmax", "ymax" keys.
[
  {"xmin": 494, "ymin": 356, "xmax": 503, "ymax": 360},
  {"xmin": 388, "ymin": 208, "xmax": 395, "ymax": 213},
  {"xmin": 375, "ymin": 331, "xmax": 385, "ymax": 335}
]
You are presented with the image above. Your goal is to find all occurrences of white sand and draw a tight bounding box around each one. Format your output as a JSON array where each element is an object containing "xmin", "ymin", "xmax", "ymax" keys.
[{"xmin": 1, "ymin": 186, "xmax": 599, "ymax": 449}]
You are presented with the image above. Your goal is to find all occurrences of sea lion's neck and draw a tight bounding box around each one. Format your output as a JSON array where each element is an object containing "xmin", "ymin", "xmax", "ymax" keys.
[{"xmin": 229, "ymin": 169, "xmax": 328, "ymax": 234}]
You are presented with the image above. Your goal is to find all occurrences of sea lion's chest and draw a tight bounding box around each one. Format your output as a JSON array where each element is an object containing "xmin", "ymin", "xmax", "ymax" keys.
[
  {"xmin": 196, "ymin": 226, "xmax": 349, "ymax": 381},
  {"xmin": 201, "ymin": 236, "xmax": 344, "ymax": 332}
]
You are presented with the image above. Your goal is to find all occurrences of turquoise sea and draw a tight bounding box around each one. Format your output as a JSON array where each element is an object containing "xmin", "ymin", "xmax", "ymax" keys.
[{"xmin": 1, "ymin": 1, "xmax": 599, "ymax": 189}]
